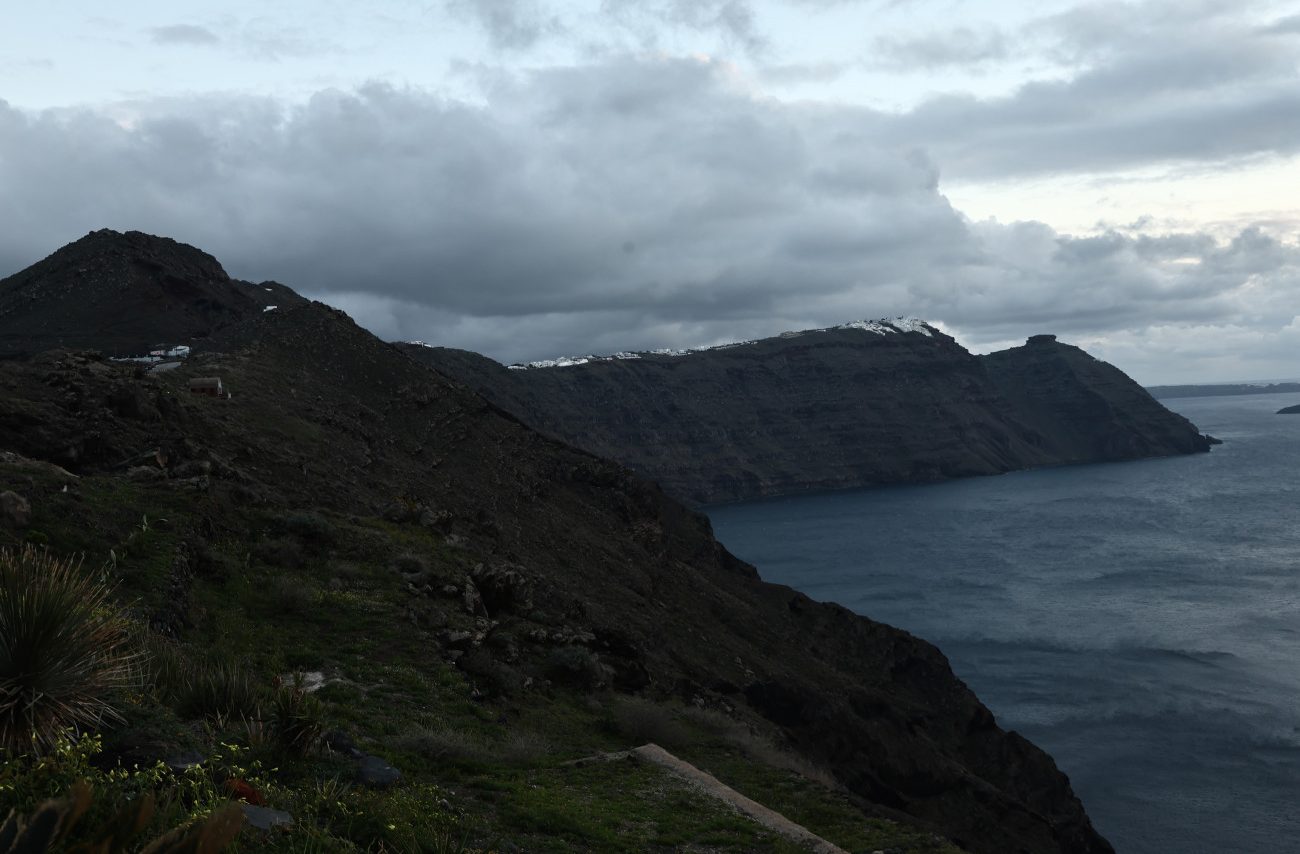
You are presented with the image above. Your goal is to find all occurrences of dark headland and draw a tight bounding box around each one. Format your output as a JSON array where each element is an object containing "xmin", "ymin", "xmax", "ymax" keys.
[
  {"xmin": 405, "ymin": 327, "xmax": 1214, "ymax": 506},
  {"xmin": 1279, "ymin": 403, "xmax": 1300, "ymax": 414},
  {"xmin": 0, "ymin": 229, "xmax": 1184, "ymax": 852}
]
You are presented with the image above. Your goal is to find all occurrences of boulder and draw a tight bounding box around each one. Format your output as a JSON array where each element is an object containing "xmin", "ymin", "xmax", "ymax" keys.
[
  {"xmin": 471, "ymin": 562, "xmax": 534, "ymax": 615},
  {"xmin": 324, "ymin": 730, "xmax": 363, "ymax": 758},
  {"xmin": 356, "ymin": 754, "xmax": 402, "ymax": 788},
  {"xmin": 0, "ymin": 491, "xmax": 30, "ymax": 528},
  {"xmin": 240, "ymin": 804, "xmax": 293, "ymax": 831}
]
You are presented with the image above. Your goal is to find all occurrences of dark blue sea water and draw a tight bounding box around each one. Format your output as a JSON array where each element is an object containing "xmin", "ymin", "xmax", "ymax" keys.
[{"xmin": 707, "ymin": 393, "xmax": 1300, "ymax": 854}]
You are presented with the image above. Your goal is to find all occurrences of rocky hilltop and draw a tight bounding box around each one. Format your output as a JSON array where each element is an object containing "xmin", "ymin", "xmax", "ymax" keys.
[
  {"xmin": 405, "ymin": 329, "xmax": 1213, "ymax": 505},
  {"xmin": 0, "ymin": 229, "xmax": 301, "ymax": 359},
  {"xmin": 0, "ymin": 231, "xmax": 1113, "ymax": 853}
]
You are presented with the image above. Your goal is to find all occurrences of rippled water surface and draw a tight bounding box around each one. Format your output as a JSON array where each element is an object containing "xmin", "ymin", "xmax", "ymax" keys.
[{"xmin": 707, "ymin": 393, "xmax": 1300, "ymax": 854}]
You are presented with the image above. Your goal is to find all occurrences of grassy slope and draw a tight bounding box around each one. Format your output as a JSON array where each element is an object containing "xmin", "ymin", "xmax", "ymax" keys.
[{"xmin": 0, "ymin": 459, "xmax": 963, "ymax": 853}]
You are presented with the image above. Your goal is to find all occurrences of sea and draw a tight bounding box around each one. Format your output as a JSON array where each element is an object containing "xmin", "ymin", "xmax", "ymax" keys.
[{"xmin": 706, "ymin": 392, "xmax": 1300, "ymax": 854}]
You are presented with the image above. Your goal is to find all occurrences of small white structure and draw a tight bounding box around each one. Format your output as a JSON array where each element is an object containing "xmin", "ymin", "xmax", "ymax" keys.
[{"xmin": 146, "ymin": 344, "xmax": 191, "ymax": 359}]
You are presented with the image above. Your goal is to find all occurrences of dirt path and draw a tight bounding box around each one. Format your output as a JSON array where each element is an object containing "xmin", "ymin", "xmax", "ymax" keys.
[{"xmin": 570, "ymin": 744, "xmax": 850, "ymax": 853}]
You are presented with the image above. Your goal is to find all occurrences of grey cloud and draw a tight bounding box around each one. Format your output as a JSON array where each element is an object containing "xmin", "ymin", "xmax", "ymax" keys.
[
  {"xmin": 446, "ymin": 0, "xmax": 565, "ymax": 50},
  {"xmin": 0, "ymin": 60, "xmax": 1296, "ymax": 381},
  {"xmin": 885, "ymin": 29, "xmax": 1300, "ymax": 178},
  {"xmin": 148, "ymin": 24, "xmax": 220, "ymax": 46},
  {"xmin": 869, "ymin": 26, "xmax": 1010, "ymax": 70},
  {"xmin": 601, "ymin": 0, "xmax": 767, "ymax": 55},
  {"xmin": 1260, "ymin": 13, "xmax": 1300, "ymax": 34},
  {"xmin": 856, "ymin": 1, "xmax": 1300, "ymax": 179}
]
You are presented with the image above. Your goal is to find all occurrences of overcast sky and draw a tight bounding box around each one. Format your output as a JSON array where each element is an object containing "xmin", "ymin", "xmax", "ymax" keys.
[{"xmin": 2, "ymin": 1, "xmax": 1298, "ymax": 383}]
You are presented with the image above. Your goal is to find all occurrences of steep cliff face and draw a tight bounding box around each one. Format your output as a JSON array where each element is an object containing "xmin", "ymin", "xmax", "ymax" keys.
[
  {"xmin": 405, "ymin": 327, "xmax": 1213, "ymax": 505},
  {"xmin": 0, "ymin": 233, "xmax": 1114, "ymax": 854},
  {"xmin": 982, "ymin": 335, "xmax": 1212, "ymax": 461}
]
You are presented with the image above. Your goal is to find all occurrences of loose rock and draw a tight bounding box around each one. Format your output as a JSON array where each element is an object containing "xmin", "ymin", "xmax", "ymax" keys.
[
  {"xmin": 240, "ymin": 804, "xmax": 294, "ymax": 831},
  {"xmin": 0, "ymin": 491, "xmax": 30, "ymax": 528},
  {"xmin": 356, "ymin": 754, "xmax": 402, "ymax": 788}
]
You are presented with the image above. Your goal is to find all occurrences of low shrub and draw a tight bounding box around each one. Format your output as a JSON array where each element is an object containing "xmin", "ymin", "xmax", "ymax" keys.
[
  {"xmin": 270, "ymin": 675, "xmax": 327, "ymax": 756},
  {"xmin": 0, "ymin": 546, "xmax": 140, "ymax": 755},
  {"xmin": 173, "ymin": 657, "xmax": 262, "ymax": 722},
  {"xmin": 723, "ymin": 726, "xmax": 841, "ymax": 790},
  {"xmin": 608, "ymin": 696, "xmax": 690, "ymax": 750},
  {"xmin": 392, "ymin": 725, "xmax": 552, "ymax": 767},
  {"xmin": 252, "ymin": 537, "xmax": 303, "ymax": 569},
  {"xmin": 269, "ymin": 575, "xmax": 316, "ymax": 616},
  {"xmin": 545, "ymin": 645, "xmax": 604, "ymax": 691},
  {"xmin": 140, "ymin": 632, "xmax": 190, "ymax": 699},
  {"xmin": 282, "ymin": 510, "xmax": 335, "ymax": 547},
  {"xmin": 393, "ymin": 726, "xmax": 491, "ymax": 766}
]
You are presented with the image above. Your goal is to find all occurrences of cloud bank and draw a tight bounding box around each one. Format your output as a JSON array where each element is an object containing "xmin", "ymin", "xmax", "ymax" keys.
[{"xmin": 0, "ymin": 51, "xmax": 1297, "ymax": 383}]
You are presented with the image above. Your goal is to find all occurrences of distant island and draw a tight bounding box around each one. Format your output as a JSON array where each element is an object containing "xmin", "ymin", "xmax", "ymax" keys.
[
  {"xmin": 1279, "ymin": 404, "xmax": 1300, "ymax": 414},
  {"xmin": 1147, "ymin": 382, "xmax": 1300, "ymax": 400}
]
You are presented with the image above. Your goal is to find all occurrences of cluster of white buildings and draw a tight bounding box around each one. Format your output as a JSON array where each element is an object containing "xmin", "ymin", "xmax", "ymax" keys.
[{"xmin": 117, "ymin": 343, "xmax": 191, "ymax": 364}]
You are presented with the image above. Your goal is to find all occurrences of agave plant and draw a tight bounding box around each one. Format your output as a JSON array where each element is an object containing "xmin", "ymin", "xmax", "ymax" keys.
[{"xmin": 0, "ymin": 547, "xmax": 139, "ymax": 755}]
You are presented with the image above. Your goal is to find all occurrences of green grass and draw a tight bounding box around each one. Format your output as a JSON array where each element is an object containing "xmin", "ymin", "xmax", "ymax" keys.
[{"xmin": 0, "ymin": 459, "xmax": 967, "ymax": 853}]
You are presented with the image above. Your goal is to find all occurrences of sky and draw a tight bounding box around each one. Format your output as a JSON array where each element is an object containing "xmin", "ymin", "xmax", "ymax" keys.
[{"xmin": 1, "ymin": 1, "xmax": 1298, "ymax": 383}]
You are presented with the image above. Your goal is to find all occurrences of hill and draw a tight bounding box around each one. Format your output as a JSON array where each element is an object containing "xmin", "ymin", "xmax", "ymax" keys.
[
  {"xmin": 404, "ymin": 330, "xmax": 1213, "ymax": 505},
  {"xmin": 0, "ymin": 229, "xmax": 301, "ymax": 359},
  {"xmin": 0, "ymin": 231, "xmax": 1113, "ymax": 852}
]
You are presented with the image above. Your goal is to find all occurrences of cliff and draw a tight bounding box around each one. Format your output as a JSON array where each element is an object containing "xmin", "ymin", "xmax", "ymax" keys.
[
  {"xmin": 404, "ymin": 328, "xmax": 1214, "ymax": 505},
  {"xmin": 0, "ymin": 231, "xmax": 1113, "ymax": 854}
]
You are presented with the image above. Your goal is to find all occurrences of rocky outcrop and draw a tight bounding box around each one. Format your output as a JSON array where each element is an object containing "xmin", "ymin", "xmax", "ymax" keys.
[
  {"xmin": 981, "ymin": 335, "xmax": 1212, "ymax": 462},
  {"xmin": 1278, "ymin": 404, "xmax": 1300, "ymax": 414},
  {"xmin": 405, "ymin": 326, "xmax": 1213, "ymax": 505}
]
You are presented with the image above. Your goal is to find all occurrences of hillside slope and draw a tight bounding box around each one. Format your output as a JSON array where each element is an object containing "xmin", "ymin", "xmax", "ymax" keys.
[
  {"xmin": 404, "ymin": 330, "xmax": 1213, "ymax": 505},
  {"xmin": 0, "ymin": 229, "xmax": 301, "ymax": 358},
  {"xmin": 0, "ymin": 231, "xmax": 1112, "ymax": 854}
]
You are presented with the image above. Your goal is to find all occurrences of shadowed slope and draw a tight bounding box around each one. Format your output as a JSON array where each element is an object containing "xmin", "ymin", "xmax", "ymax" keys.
[{"xmin": 0, "ymin": 231, "xmax": 1114, "ymax": 854}]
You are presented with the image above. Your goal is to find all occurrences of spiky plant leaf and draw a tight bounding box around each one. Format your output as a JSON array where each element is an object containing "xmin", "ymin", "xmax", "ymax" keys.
[{"xmin": 0, "ymin": 548, "xmax": 140, "ymax": 755}]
